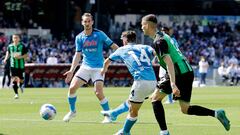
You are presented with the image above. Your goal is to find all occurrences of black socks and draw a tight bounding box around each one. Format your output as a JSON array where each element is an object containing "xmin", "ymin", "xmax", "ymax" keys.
[
  {"xmin": 13, "ymin": 81, "xmax": 19, "ymax": 94},
  {"xmin": 187, "ymin": 105, "xmax": 215, "ymax": 117},
  {"xmin": 152, "ymin": 101, "xmax": 167, "ymax": 130}
]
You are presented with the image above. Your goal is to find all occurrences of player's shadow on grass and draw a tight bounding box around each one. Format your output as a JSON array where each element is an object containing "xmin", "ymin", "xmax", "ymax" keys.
[{"xmin": 0, "ymin": 133, "xmax": 8, "ymax": 135}]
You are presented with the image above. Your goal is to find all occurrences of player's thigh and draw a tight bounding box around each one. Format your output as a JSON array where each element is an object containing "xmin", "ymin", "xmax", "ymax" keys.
[
  {"xmin": 91, "ymin": 69, "xmax": 104, "ymax": 84},
  {"xmin": 175, "ymin": 72, "xmax": 194, "ymax": 102},
  {"xmin": 75, "ymin": 67, "xmax": 90, "ymax": 83},
  {"xmin": 129, "ymin": 81, "xmax": 156, "ymax": 103},
  {"xmin": 150, "ymin": 88, "xmax": 167, "ymax": 102},
  {"xmin": 69, "ymin": 76, "xmax": 86, "ymax": 91}
]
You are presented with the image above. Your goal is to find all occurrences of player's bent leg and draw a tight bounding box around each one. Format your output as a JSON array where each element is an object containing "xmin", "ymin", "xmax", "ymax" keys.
[
  {"xmin": 179, "ymin": 100, "xmax": 230, "ymax": 131},
  {"xmin": 101, "ymin": 100, "xmax": 129, "ymax": 121},
  {"xmin": 63, "ymin": 77, "xmax": 85, "ymax": 122},
  {"xmin": 117, "ymin": 102, "xmax": 141, "ymax": 135},
  {"xmin": 151, "ymin": 89, "xmax": 169, "ymax": 133},
  {"xmin": 94, "ymin": 81, "xmax": 105, "ymax": 101},
  {"xmin": 94, "ymin": 81, "xmax": 112, "ymax": 123}
]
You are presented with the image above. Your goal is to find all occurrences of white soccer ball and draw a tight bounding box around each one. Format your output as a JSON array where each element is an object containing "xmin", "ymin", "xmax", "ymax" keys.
[{"xmin": 40, "ymin": 104, "xmax": 57, "ymax": 120}]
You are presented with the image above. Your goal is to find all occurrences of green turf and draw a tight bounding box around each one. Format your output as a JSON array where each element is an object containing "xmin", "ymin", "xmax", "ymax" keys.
[{"xmin": 0, "ymin": 86, "xmax": 239, "ymax": 135}]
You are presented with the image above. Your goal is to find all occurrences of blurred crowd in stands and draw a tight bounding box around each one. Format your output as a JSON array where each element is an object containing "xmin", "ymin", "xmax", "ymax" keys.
[{"xmin": 1, "ymin": 16, "xmax": 240, "ymax": 87}]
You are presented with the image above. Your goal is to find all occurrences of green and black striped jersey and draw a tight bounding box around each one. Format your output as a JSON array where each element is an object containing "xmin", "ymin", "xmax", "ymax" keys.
[
  {"xmin": 152, "ymin": 31, "xmax": 193, "ymax": 75},
  {"xmin": 8, "ymin": 43, "xmax": 28, "ymax": 69}
]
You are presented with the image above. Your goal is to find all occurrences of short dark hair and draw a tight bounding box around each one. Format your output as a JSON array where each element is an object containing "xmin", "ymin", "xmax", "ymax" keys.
[
  {"xmin": 121, "ymin": 30, "xmax": 136, "ymax": 43},
  {"xmin": 142, "ymin": 14, "xmax": 158, "ymax": 24}
]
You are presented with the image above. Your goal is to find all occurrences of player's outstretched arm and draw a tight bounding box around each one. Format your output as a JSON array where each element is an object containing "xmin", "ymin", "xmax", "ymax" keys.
[
  {"xmin": 110, "ymin": 43, "xmax": 119, "ymax": 50},
  {"xmin": 101, "ymin": 58, "xmax": 112, "ymax": 76},
  {"xmin": 64, "ymin": 52, "xmax": 81, "ymax": 83}
]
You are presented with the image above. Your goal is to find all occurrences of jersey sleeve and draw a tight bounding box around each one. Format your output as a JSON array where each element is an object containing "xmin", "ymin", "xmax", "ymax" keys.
[
  {"xmin": 100, "ymin": 31, "xmax": 114, "ymax": 48},
  {"xmin": 152, "ymin": 38, "xmax": 169, "ymax": 58},
  {"xmin": 109, "ymin": 48, "xmax": 121, "ymax": 61},
  {"xmin": 75, "ymin": 35, "xmax": 82, "ymax": 52},
  {"xmin": 146, "ymin": 46, "xmax": 155, "ymax": 60}
]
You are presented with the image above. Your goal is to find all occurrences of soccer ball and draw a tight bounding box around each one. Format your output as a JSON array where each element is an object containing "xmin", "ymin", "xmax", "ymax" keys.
[{"xmin": 40, "ymin": 104, "xmax": 57, "ymax": 120}]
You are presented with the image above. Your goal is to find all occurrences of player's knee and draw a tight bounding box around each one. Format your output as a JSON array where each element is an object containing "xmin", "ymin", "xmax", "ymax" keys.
[
  {"xmin": 95, "ymin": 90, "xmax": 104, "ymax": 98},
  {"xmin": 180, "ymin": 107, "xmax": 188, "ymax": 114},
  {"xmin": 69, "ymin": 86, "xmax": 77, "ymax": 94},
  {"xmin": 13, "ymin": 81, "xmax": 18, "ymax": 89},
  {"xmin": 129, "ymin": 108, "xmax": 138, "ymax": 117}
]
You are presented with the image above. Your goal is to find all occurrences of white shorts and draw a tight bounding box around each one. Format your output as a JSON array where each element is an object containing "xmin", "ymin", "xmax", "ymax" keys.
[
  {"xmin": 129, "ymin": 80, "xmax": 157, "ymax": 103},
  {"xmin": 74, "ymin": 66, "xmax": 104, "ymax": 83}
]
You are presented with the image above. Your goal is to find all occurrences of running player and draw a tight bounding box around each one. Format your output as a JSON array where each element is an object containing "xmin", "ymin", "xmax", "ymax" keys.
[
  {"xmin": 101, "ymin": 30, "xmax": 157, "ymax": 135},
  {"xmin": 3, "ymin": 34, "xmax": 28, "ymax": 99},
  {"xmin": 141, "ymin": 14, "xmax": 230, "ymax": 135}
]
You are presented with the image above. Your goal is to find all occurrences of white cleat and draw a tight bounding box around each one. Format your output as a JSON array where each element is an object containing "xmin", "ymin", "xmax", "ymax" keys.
[
  {"xmin": 14, "ymin": 94, "xmax": 19, "ymax": 99},
  {"xmin": 63, "ymin": 111, "xmax": 76, "ymax": 122},
  {"xmin": 101, "ymin": 116, "xmax": 112, "ymax": 124}
]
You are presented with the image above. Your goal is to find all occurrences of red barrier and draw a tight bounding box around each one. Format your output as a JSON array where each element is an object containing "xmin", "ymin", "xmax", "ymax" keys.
[{"xmin": 25, "ymin": 63, "xmax": 160, "ymax": 80}]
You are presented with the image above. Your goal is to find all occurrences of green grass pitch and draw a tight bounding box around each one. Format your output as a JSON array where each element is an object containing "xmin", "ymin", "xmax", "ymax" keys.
[{"xmin": 0, "ymin": 86, "xmax": 239, "ymax": 135}]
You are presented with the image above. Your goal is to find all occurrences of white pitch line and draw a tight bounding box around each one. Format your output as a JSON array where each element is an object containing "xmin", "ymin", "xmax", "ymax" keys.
[{"xmin": 0, "ymin": 118, "xmax": 239, "ymax": 128}]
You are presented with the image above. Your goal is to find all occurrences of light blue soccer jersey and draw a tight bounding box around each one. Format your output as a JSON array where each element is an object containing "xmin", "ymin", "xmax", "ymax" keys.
[
  {"xmin": 171, "ymin": 37, "xmax": 179, "ymax": 48},
  {"xmin": 75, "ymin": 29, "xmax": 113, "ymax": 68},
  {"xmin": 109, "ymin": 44, "xmax": 156, "ymax": 81}
]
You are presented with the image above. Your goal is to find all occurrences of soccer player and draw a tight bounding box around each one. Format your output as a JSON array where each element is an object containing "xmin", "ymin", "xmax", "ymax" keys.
[
  {"xmin": 141, "ymin": 14, "xmax": 230, "ymax": 135},
  {"xmin": 101, "ymin": 30, "xmax": 157, "ymax": 135},
  {"xmin": 3, "ymin": 34, "xmax": 28, "ymax": 99},
  {"xmin": 63, "ymin": 13, "xmax": 119, "ymax": 123}
]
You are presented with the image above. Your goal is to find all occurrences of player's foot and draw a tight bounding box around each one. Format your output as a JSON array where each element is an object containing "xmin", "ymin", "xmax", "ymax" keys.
[
  {"xmin": 160, "ymin": 131, "xmax": 170, "ymax": 135},
  {"xmin": 63, "ymin": 111, "xmax": 76, "ymax": 122},
  {"xmin": 14, "ymin": 94, "xmax": 19, "ymax": 99},
  {"xmin": 101, "ymin": 110, "xmax": 117, "ymax": 121},
  {"xmin": 216, "ymin": 109, "xmax": 230, "ymax": 131},
  {"xmin": 101, "ymin": 116, "xmax": 112, "ymax": 124},
  {"xmin": 113, "ymin": 129, "xmax": 131, "ymax": 135}
]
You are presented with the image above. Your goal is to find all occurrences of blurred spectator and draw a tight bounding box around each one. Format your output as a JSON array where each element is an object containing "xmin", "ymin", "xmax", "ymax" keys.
[
  {"xmin": 46, "ymin": 52, "xmax": 58, "ymax": 64},
  {"xmin": 218, "ymin": 61, "xmax": 229, "ymax": 83},
  {"xmin": 198, "ymin": 56, "xmax": 209, "ymax": 86},
  {"xmin": 226, "ymin": 63, "xmax": 237, "ymax": 85}
]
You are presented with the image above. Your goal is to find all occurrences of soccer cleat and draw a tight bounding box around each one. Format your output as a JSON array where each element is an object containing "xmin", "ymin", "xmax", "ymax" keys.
[
  {"xmin": 101, "ymin": 116, "xmax": 112, "ymax": 124},
  {"xmin": 101, "ymin": 110, "xmax": 117, "ymax": 121},
  {"xmin": 160, "ymin": 131, "xmax": 170, "ymax": 135},
  {"xmin": 113, "ymin": 129, "xmax": 131, "ymax": 135},
  {"xmin": 14, "ymin": 94, "xmax": 19, "ymax": 99},
  {"xmin": 216, "ymin": 109, "xmax": 230, "ymax": 131},
  {"xmin": 63, "ymin": 111, "xmax": 76, "ymax": 122}
]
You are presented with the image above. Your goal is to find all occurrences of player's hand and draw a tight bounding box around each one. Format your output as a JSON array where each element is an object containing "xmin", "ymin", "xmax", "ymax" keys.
[
  {"xmin": 14, "ymin": 54, "xmax": 22, "ymax": 59},
  {"xmin": 63, "ymin": 71, "xmax": 73, "ymax": 83},
  {"xmin": 100, "ymin": 68, "xmax": 106, "ymax": 76},
  {"xmin": 171, "ymin": 83, "xmax": 181, "ymax": 97}
]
